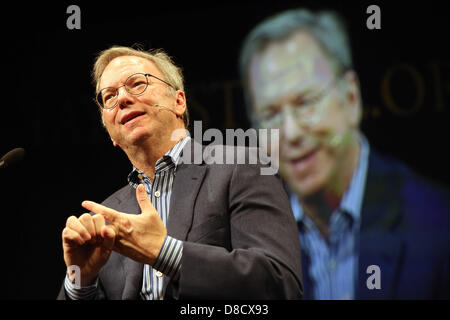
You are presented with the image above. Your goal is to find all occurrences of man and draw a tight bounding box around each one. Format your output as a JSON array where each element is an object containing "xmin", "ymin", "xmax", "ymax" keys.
[
  {"xmin": 58, "ymin": 46, "xmax": 303, "ymax": 300},
  {"xmin": 239, "ymin": 9, "xmax": 450, "ymax": 299}
]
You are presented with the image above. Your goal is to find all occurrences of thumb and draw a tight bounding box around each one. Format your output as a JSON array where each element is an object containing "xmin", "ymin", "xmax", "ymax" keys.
[{"xmin": 136, "ymin": 184, "xmax": 152, "ymax": 214}]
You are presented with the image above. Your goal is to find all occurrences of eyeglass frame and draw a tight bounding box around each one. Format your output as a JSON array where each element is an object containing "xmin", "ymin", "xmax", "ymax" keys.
[
  {"xmin": 95, "ymin": 72, "xmax": 176, "ymax": 110},
  {"xmin": 254, "ymin": 74, "xmax": 344, "ymax": 128}
]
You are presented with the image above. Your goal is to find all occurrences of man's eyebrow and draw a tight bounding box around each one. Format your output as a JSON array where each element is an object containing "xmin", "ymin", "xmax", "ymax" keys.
[
  {"xmin": 256, "ymin": 101, "xmax": 278, "ymax": 114},
  {"xmin": 295, "ymin": 84, "xmax": 324, "ymax": 98},
  {"xmin": 99, "ymin": 77, "xmax": 124, "ymax": 91},
  {"xmin": 99, "ymin": 73, "xmax": 127, "ymax": 91},
  {"xmin": 263, "ymin": 103, "xmax": 280, "ymax": 113},
  {"xmin": 284, "ymin": 88, "xmax": 314, "ymax": 103},
  {"xmin": 101, "ymin": 85, "xmax": 116, "ymax": 91}
]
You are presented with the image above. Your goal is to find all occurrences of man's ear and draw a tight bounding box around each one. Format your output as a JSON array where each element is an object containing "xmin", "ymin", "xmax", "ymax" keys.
[
  {"xmin": 173, "ymin": 90, "xmax": 186, "ymax": 118},
  {"xmin": 342, "ymin": 70, "xmax": 362, "ymax": 128}
]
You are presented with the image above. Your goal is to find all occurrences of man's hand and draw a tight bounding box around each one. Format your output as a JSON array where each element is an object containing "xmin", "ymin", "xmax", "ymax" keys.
[
  {"xmin": 62, "ymin": 213, "xmax": 115, "ymax": 286},
  {"xmin": 81, "ymin": 184, "xmax": 167, "ymax": 266}
]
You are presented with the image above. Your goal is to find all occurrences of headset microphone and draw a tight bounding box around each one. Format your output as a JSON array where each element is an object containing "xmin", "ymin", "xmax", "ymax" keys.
[{"xmin": 154, "ymin": 104, "xmax": 178, "ymax": 116}]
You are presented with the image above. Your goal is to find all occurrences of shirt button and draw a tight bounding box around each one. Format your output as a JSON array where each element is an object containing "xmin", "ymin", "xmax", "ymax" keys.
[
  {"xmin": 329, "ymin": 259, "xmax": 337, "ymax": 271},
  {"xmin": 154, "ymin": 190, "xmax": 160, "ymax": 198},
  {"xmin": 156, "ymin": 271, "xmax": 163, "ymax": 278}
]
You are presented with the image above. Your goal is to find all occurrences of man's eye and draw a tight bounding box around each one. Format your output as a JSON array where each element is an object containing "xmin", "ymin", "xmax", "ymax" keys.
[
  {"xmin": 292, "ymin": 95, "xmax": 305, "ymax": 107},
  {"xmin": 262, "ymin": 107, "xmax": 279, "ymax": 120},
  {"xmin": 131, "ymin": 81, "xmax": 146, "ymax": 88},
  {"xmin": 103, "ymin": 93, "xmax": 114, "ymax": 102}
]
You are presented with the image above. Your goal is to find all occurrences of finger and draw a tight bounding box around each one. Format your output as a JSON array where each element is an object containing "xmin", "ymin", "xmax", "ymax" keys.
[
  {"xmin": 136, "ymin": 184, "xmax": 152, "ymax": 214},
  {"xmin": 66, "ymin": 216, "xmax": 91, "ymax": 242},
  {"xmin": 79, "ymin": 213, "xmax": 96, "ymax": 240},
  {"xmin": 100, "ymin": 225, "xmax": 116, "ymax": 250},
  {"xmin": 92, "ymin": 214, "xmax": 105, "ymax": 238},
  {"xmin": 62, "ymin": 227, "xmax": 85, "ymax": 246},
  {"xmin": 82, "ymin": 201, "xmax": 120, "ymax": 225}
]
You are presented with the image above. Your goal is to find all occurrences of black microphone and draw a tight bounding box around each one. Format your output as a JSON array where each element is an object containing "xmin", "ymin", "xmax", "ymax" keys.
[{"xmin": 0, "ymin": 147, "xmax": 26, "ymax": 169}]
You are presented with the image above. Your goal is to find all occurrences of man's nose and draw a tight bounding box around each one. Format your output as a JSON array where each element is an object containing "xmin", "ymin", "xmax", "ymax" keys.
[
  {"xmin": 282, "ymin": 105, "xmax": 304, "ymax": 144},
  {"xmin": 117, "ymin": 86, "xmax": 134, "ymax": 108}
]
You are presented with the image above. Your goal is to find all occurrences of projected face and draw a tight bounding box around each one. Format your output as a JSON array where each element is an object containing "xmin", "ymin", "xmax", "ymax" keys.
[{"xmin": 249, "ymin": 31, "xmax": 361, "ymax": 198}]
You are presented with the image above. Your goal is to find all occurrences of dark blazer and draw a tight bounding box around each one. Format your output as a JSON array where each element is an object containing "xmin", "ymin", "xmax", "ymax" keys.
[
  {"xmin": 301, "ymin": 150, "xmax": 450, "ymax": 299},
  {"xmin": 58, "ymin": 143, "xmax": 303, "ymax": 300}
]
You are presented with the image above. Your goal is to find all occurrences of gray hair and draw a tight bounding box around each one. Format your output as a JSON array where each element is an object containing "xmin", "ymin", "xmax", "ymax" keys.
[{"xmin": 239, "ymin": 9, "xmax": 353, "ymax": 124}]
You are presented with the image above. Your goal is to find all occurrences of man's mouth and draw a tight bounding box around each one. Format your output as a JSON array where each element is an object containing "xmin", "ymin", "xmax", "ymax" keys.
[
  {"xmin": 289, "ymin": 148, "xmax": 319, "ymax": 173},
  {"xmin": 120, "ymin": 111, "xmax": 146, "ymax": 125}
]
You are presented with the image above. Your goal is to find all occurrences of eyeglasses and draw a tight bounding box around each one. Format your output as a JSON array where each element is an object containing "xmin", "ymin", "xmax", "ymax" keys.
[
  {"xmin": 95, "ymin": 72, "xmax": 175, "ymax": 110},
  {"xmin": 255, "ymin": 77, "xmax": 342, "ymax": 128}
]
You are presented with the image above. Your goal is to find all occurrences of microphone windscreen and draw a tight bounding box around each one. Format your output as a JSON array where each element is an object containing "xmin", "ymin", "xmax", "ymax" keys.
[{"xmin": 0, "ymin": 147, "xmax": 26, "ymax": 168}]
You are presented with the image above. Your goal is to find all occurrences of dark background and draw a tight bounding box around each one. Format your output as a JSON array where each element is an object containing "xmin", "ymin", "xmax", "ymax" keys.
[{"xmin": 0, "ymin": 1, "xmax": 449, "ymax": 299}]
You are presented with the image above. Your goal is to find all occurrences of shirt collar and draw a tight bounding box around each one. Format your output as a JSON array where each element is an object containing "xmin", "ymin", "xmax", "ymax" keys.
[
  {"xmin": 163, "ymin": 135, "xmax": 191, "ymax": 167},
  {"xmin": 127, "ymin": 136, "xmax": 191, "ymax": 186},
  {"xmin": 340, "ymin": 134, "xmax": 370, "ymax": 222},
  {"xmin": 291, "ymin": 133, "xmax": 370, "ymax": 225}
]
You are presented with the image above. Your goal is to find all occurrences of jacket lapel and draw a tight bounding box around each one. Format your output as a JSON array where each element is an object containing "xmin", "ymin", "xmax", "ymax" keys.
[
  {"xmin": 356, "ymin": 151, "xmax": 405, "ymax": 299},
  {"xmin": 166, "ymin": 138, "xmax": 207, "ymax": 241},
  {"xmin": 167, "ymin": 162, "xmax": 207, "ymax": 240},
  {"xmin": 163, "ymin": 140, "xmax": 207, "ymax": 294}
]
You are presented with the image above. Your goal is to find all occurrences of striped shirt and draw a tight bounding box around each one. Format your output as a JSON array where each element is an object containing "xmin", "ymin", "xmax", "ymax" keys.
[
  {"xmin": 291, "ymin": 134, "xmax": 370, "ymax": 299},
  {"xmin": 64, "ymin": 136, "xmax": 190, "ymax": 300}
]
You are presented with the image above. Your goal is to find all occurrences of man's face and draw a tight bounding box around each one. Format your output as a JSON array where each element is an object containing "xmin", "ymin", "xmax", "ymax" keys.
[
  {"xmin": 248, "ymin": 31, "xmax": 361, "ymax": 198},
  {"xmin": 99, "ymin": 55, "xmax": 184, "ymax": 151}
]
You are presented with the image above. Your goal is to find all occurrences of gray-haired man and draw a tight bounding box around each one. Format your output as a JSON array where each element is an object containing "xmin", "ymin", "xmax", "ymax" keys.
[{"xmin": 240, "ymin": 9, "xmax": 450, "ymax": 299}]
